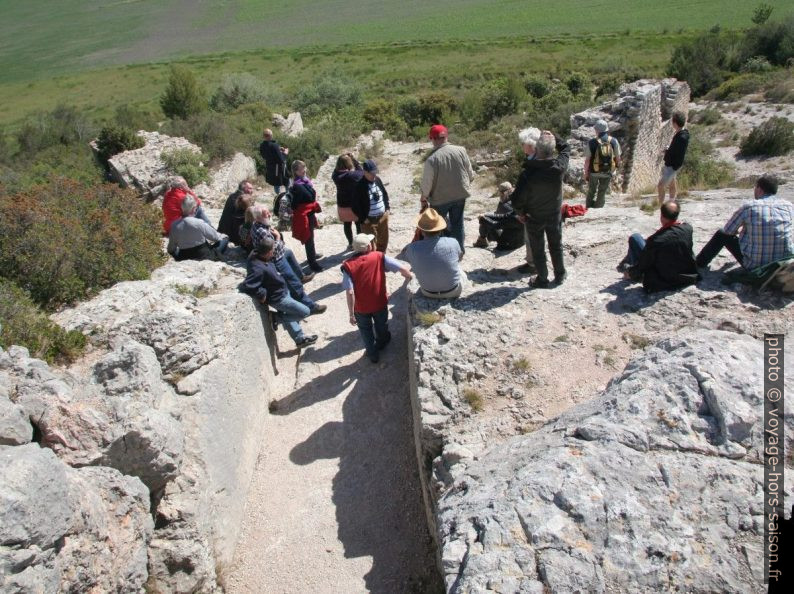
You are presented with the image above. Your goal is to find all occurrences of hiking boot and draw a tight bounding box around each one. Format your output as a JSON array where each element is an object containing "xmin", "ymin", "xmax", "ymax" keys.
[
  {"xmin": 269, "ymin": 312, "xmax": 279, "ymax": 331},
  {"xmin": 368, "ymin": 352, "xmax": 380, "ymax": 363},
  {"xmin": 530, "ymin": 276, "xmax": 550, "ymax": 289},
  {"xmin": 301, "ymin": 272, "xmax": 315, "ymax": 283},
  {"xmin": 309, "ymin": 263, "xmax": 324, "ymax": 272},
  {"xmin": 473, "ymin": 237, "xmax": 489, "ymax": 248},
  {"xmin": 517, "ymin": 262, "xmax": 536, "ymax": 274},
  {"xmin": 310, "ymin": 304, "xmax": 327, "ymax": 315},
  {"xmin": 553, "ymin": 272, "xmax": 567, "ymax": 286},
  {"xmin": 295, "ymin": 335, "xmax": 318, "ymax": 347}
]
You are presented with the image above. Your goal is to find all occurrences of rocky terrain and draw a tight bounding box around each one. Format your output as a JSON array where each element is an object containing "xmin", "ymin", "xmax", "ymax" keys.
[{"xmin": 2, "ymin": 81, "xmax": 793, "ymax": 592}]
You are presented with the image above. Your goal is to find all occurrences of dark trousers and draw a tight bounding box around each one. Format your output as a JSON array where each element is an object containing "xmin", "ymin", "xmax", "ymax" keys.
[
  {"xmin": 525, "ymin": 213, "xmax": 565, "ymax": 282},
  {"xmin": 354, "ymin": 307, "xmax": 389, "ymax": 360},
  {"xmin": 695, "ymin": 230, "xmax": 744, "ymax": 268},
  {"xmin": 343, "ymin": 221, "xmax": 362, "ymax": 245}
]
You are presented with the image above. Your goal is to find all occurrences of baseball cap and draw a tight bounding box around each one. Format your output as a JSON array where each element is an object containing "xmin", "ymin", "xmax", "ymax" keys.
[{"xmin": 428, "ymin": 124, "xmax": 448, "ymax": 140}]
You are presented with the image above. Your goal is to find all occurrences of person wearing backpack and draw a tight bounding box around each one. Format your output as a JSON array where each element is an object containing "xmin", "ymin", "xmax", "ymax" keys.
[{"xmin": 584, "ymin": 119, "xmax": 621, "ymax": 208}]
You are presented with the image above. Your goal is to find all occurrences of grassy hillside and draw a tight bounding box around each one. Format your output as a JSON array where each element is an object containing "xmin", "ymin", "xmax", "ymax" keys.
[{"xmin": 1, "ymin": 0, "xmax": 789, "ymax": 84}]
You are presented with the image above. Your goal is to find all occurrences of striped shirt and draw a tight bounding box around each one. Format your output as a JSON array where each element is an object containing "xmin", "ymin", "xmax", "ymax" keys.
[{"xmin": 723, "ymin": 195, "xmax": 794, "ymax": 270}]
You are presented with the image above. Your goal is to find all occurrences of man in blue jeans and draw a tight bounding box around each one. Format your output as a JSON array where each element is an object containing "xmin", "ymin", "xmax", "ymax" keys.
[
  {"xmin": 341, "ymin": 233, "xmax": 412, "ymax": 363},
  {"xmin": 240, "ymin": 238, "xmax": 318, "ymax": 348}
]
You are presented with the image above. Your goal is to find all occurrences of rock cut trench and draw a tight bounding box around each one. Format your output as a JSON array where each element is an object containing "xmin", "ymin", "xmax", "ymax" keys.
[{"xmin": 227, "ymin": 140, "xmax": 441, "ymax": 593}]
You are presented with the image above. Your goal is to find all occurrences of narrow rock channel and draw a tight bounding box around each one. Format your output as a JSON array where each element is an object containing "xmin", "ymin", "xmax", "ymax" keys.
[{"xmin": 227, "ymin": 139, "xmax": 441, "ymax": 592}]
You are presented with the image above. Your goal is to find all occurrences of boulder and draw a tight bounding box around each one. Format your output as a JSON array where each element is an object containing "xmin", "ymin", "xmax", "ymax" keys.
[
  {"xmin": 0, "ymin": 394, "xmax": 31, "ymax": 446},
  {"xmin": 428, "ymin": 331, "xmax": 792, "ymax": 592},
  {"xmin": 193, "ymin": 151, "xmax": 257, "ymax": 208},
  {"xmin": 0, "ymin": 444, "xmax": 152, "ymax": 592},
  {"xmin": 272, "ymin": 111, "xmax": 304, "ymax": 137}
]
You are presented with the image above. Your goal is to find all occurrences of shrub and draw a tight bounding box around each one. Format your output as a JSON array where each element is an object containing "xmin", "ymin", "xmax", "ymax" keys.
[
  {"xmin": 565, "ymin": 71, "xmax": 591, "ymax": 98},
  {"xmin": 707, "ymin": 73, "xmax": 765, "ymax": 100},
  {"xmin": 114, "ymin": 103, "xmax": 159, "ymax": 131},
  {"xmin": 741, "ymin": 55, "xmax": 773, "ymax": 73},
  {"xmin": 677, "ymin": 130, "xmax": 735, "ymax": 190},
  {"xmin": 163, "ymin": 112, "xmax": 241, "ymax": 163},
  {"xmin": 477, "ymin": 78, "xmax": 525, "ymax": 127},
  {"xmin": 160, "ymin": 65, "xmax": 207, "ymax": 119},
  {"xmin": 362, "ymin": 99, "xmax": 405, "ymax": 136},
  {"xmin": 667, "ymin": 30, "xmax": 742, "ymax": 96},
  {"xmin": 162, "ymin": 148, "xmax": 209, "ymax": 186},
  {"xmin": 691, "ymin": 108, "xmax": 722, "ymax": 125},
  {"xmin": 740, "ymin": 116, "xmax": 794, "ymax": 156},
  {"xmin": 16, "ymin": 105, "xmax": 96, "ymax": 156},
  {"xmin": 210, "ymin": 73, "xmax": 268, "ymax": 112},
  {"xmin": 743, "ymin": 14, "xmax": 794, "ymax": 66},
  {"xmin": 765, "ymin": 76, "xmax": 794, "ymax": 103},
  {"xmin": 2, "ymin": 144, "xmax": 103, "ymax": 192},
  {"xmin": 0, "ymin": 278, "xmax": 86, "ymax": 364},
  {"xmin": 398, "ymin": 92, "xmax": 457, "ymax": 128},
  {"xmin": 524, "ymin": 75, "xmax": 551, "ymax": 99},
  {"xmin": 95, "ymin": 126, "xmax": 145, "ymax": 164},
  {"xmin": 0, "ymin": 178, "xmax": 165, "ymax": 309},
  {"xmin": 294, "ymin": 74, "xmax": 363, "ymax": 117}
]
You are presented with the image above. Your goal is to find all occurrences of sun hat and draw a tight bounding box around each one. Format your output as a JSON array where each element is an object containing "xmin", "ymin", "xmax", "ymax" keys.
[
  {"xmin": 415, "ymin": 208, "xmax": 447, "ymax": 233},
  {"xmin": 352, "ymin": 233, "xmax": 376, "ymax": 252}
]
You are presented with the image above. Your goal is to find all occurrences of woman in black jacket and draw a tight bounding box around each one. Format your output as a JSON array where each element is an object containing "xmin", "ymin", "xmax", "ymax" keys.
[{"xmin": 332, "ymin": 153, "xmax": 364, "ymax": 250}]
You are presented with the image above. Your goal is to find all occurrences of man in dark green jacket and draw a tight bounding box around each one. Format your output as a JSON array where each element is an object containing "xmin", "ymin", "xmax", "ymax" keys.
[{"xmin": 511, "ymin": 130, "xmax": 570, "ymax": 288}]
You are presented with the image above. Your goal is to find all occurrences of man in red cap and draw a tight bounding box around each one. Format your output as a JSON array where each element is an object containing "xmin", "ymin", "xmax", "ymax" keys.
[{"xmin": 420, "ymin": 124, "xmax": 475, "ymax": 253}]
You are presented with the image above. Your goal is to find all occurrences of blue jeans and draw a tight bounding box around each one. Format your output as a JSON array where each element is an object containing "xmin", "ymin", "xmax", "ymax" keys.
[
  {"xmin": 626, "ymin": 233, "xmax": 646, "ymax": 266},
  {"xmin": 271, "ymin": 294, "xmax": 310, "ymax": 344},
  {"xmin": 434, "ymin": 199, "xmax": 466, "ymax": 252},
  {"xmin": 274, "ymin": 251, "xmax": 316, "ymax": 310},
  {"xmin": 354, "ymin": 308, "xmax": 389, "ymax": 359}
]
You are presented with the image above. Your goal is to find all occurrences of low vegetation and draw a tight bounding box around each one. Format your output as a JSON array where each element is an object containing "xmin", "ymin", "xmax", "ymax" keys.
[
  {"xmin": 462, "ymin": 387, "xmax": 484, "ymax": 412},
  {"xmin": 740, "ymin": 116, "xmax": 794, "ymax": 156},
  {"xmin": 162, "ymin": 148, "xmax": 210, "ymax": 187},
  {"xmin": 677, "ymin": 126, "xmax": 735, "ymax": 190}
]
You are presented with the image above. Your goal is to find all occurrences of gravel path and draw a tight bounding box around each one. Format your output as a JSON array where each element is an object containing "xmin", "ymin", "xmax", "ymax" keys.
[{"xmin": 227, "ymin": 139, "xmax": 441, "ymax": 593}]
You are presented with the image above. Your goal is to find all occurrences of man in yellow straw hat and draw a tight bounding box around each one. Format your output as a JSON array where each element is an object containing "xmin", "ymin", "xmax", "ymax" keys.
[{"xmin": 404, "ymin": 208, "xmax": 464, "ymax": 299}]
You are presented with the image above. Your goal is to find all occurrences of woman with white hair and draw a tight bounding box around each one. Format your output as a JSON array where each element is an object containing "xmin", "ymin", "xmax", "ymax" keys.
[
  {"xmin": 161, "ymin": 176, "xmax": 211, "ymax": 235},
  {"xmin": 508, "ymin": 127, "xmax": 542, "ymax": 271}
]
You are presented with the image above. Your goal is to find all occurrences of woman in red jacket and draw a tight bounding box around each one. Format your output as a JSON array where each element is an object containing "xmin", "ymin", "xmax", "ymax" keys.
[
  {"xmin": 290, "ymin": 161, "xmax": 323, "ymax": 272},
  {"xmin": 162, "ymin": 177, "xmax": 211, "ymax": 235}
]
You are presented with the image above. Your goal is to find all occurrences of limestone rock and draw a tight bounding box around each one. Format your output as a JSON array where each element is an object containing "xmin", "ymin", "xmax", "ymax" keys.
[
  {"xmin": 272, "ymin": 111, "xmax": 304, "ymax": 137},
  {"xmin": 193, "ymin": 151, "xmax": 257, "ymax": 208},
  {"xmin": 0, "ymin": 444, "xmax": 152, "ymax": 593},
  {"xmin": 0, "ymin": 395, "xmax": 32, "ymax": 446},
  {"xmin": 429, "ymin": 331, "xmax": 792, "ymax": 592}
]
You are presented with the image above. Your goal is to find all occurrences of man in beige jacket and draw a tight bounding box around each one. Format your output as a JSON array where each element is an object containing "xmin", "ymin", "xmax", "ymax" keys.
[{"xmin": 420, "ymin": 124, "xmax": 475, "ymax": 252}]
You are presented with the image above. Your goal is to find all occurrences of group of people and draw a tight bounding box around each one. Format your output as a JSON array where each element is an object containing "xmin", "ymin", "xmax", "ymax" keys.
[{"xmin": 162, "ymin": 118, "xmax": 793, "ymax": 362}]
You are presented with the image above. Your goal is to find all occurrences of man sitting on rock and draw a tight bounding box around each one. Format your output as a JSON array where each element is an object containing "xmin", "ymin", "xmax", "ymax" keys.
[
  {"xmin": 405, "ymin": 208, "xmax": 464, "ymax": 299},
  {"xmin": 250, "ymin": 205, "xmax": 326, "ymax": 315},
  {"xmin": 240, "ymin": 237, "xmax": 318, "ymax": 348},
  {"xmin": 342, "ymin": 233, "xmax": 412, "ymax": 363},
  {"xmin": 473, "ymin": 181, "xmax": 524, "ymax": 251},
  {"xmin": 695, "ymin": 175, "xmax": 794, "ymax": 271},
  {"xmin": 167, "ymin": 194, "xmax": 229, "ymax": 261},
  {"xmin": 217, "ymin": 180, "xmax": 255, "ymax": 245},
  {"xmin": 617, "ymin": 201, "xmax": 699, "ymax": 293}
]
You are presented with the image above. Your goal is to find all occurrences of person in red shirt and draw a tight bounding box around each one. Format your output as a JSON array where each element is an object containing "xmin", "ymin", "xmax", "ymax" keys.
[
  {"xmin": 341, "ymin": 233, "xmax": 411, "ymax": 363},
  {"xmin": 162, "ymin": 176, "xmax": 211, "ymax": 235}
]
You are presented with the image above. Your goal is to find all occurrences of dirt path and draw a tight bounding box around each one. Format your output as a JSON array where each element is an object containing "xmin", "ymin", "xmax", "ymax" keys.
[{"xmin": 227, "ymin": 140, "xmax": 440, "ymax": 593}]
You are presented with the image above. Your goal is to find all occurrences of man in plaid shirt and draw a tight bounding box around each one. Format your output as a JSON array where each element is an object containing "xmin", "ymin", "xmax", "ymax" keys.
[{"xmin": 696, "ymin": 175, "xmax": 794, "ymax": 271}]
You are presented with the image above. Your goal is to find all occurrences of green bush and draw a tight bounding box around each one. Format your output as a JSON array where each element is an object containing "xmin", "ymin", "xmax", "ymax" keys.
[
  {"xmin": 565, "ymin": 71, "xmax": 591, "ymax": 98},
  {"xmin": 163, "ymin": 112, "xmax": 241, "ymax": 163},
  {"xmin": 667, "ymin": 29, "xmax": 742, "ymax": 96},
  {"xmin": 743, "ymin": 14, "xmax": 794, "ymax": 66},
  {"xmin": 741, "ymin": 55, "xmax": 773, "ymax": 72},
  {"xmin": 15, "ymin": 105, "xmax": 96, "ymax": 156},
  {"xmin": 362, "ymin": 99, "xmax": 405, "ymax": 136},
  {"xmin": 398, "ymin": 92, "xmax": 457, "ymax": 128},
  {"xmin": 0, "ymin": 178, "xmax": 165, "ymax": 309},
  {"xmin": 294, "ymin": 74, "xmax": 363, "ymax": 117},
  {"xmin": 477, "ymin": 78, "xmax": 525, "ymax": 127},
  {"xmin": 285, "ymin": 131, "xmax": 331, "ymax": 179},
  {"xmin": 114, "ymin": 103, "xmax": 160, "ymax": 131},
  {"xmin": 765, "ymin": 76, "xmax": 794, "ymax": 103},
  {"xmin": 0, "ymin": 144, "xmax": 103, "ymax": 193},
  {"xmin": 160, "ymin": 65, "xmax": 207, "ymax": 119},
  {"xmin": 0, "ymin": 278, "xmax": 86, "ymax": 364},
  {"xmin": 707, "ymin": 73, "xmax": 765, "ymax": 100},
  {"xmin": 524, "ymin": 75, "xmax": 551, "ymax": 99},
  {"xmin": 740, "ymin": 116, "xmax": 794, "ymax": 156},
  {"xmin": 161, "ymin": 148, "xmax": 209, "ymax": 186},
  {"xmin": 691, "ymin": 108, "xmax": 722, "ymax": 125},
  {"xmin": 95, "ymin": 125, "xmax": 145, "ymax": 164},
  {"xmin": 677, "ymin": 129, "xmax": 735, "ymax": 189},
  {"xmin": 210, "ymin": 73, "xmax": 268, "ymax": 112}
]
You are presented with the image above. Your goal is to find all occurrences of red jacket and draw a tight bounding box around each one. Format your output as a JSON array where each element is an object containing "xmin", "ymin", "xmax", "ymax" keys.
[
  {"xmin": 291, "ymin": 201, "xmax": 321, "ymax": 244},
  {"xmin": 162, "ymin": 188, "xmax": 200, "ymax": 234},
  {"xmin": 342, "ymin": 251, "xmax": 388, "ymax": 314}
]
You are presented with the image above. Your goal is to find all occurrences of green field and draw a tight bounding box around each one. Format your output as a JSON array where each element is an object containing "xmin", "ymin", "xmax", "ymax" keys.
[{"xmin": 1, "ymin": 0, "xmax": 790, "ymax": 83}]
